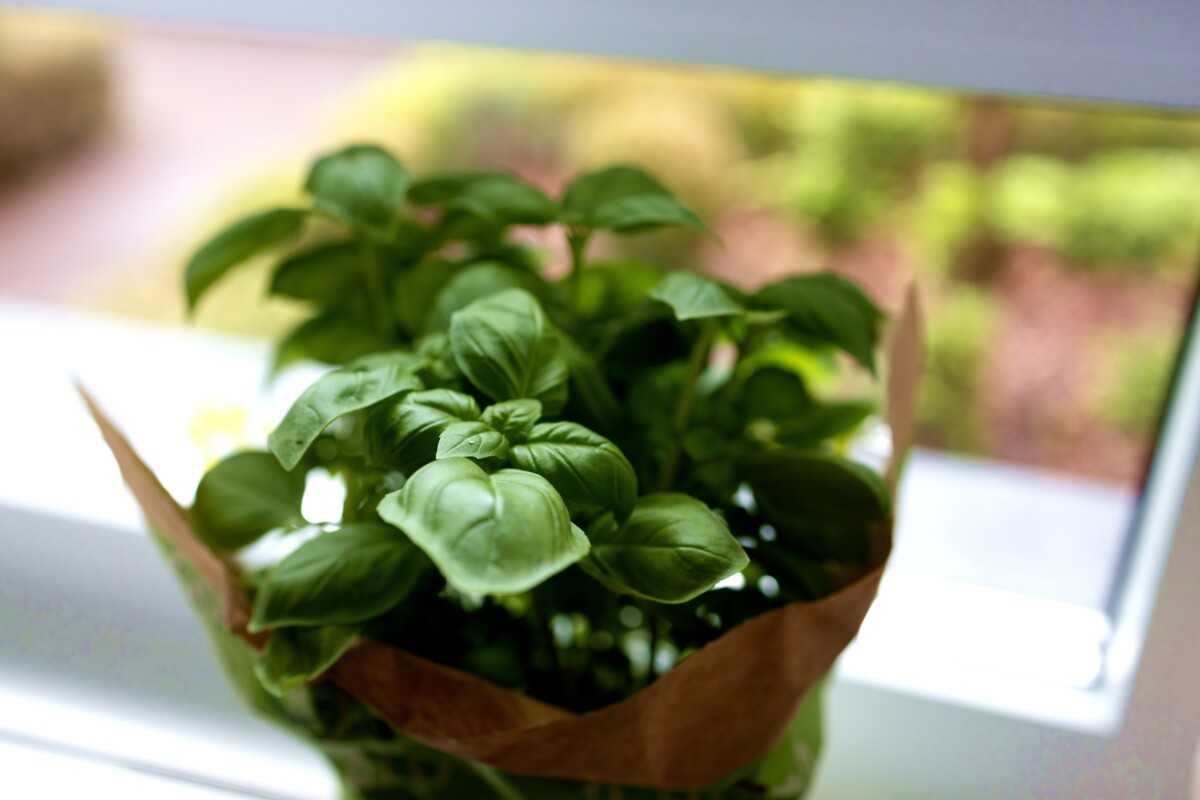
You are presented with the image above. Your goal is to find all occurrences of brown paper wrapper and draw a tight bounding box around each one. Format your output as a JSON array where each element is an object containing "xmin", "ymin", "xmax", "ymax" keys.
[{"xmin": 79, "ymin": 285, "xmax": 922, "ymax": 791}]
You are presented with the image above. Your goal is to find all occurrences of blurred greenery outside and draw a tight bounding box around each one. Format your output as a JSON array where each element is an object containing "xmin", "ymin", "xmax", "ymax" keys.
[{"xmin": 67, "ymin": 42, "xmax": 1200, "ymax": 486}]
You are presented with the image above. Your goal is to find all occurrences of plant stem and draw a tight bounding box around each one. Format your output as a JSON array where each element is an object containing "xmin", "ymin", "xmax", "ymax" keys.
[
  {"xmin": 468, "ymin": 762, "xmax": 527, "ymax": 800},
  {"xmin": 658, "ymin": 320, "xmax": 719, "ymax": 491},
  {"xmin": 567, "ymin": 230, "xmax": 590, "ymax": 308},
  {"xmin": 359, "ymin": 238, "xmax": 392, "ymax": 340}
]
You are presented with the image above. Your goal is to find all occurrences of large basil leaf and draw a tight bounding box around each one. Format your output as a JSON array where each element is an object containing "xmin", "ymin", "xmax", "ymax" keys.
[
  {"xmin": 185, "ymin": 208, "xmax": 306, "ymax": 310},
  {"xmin": 305, "ymin": 145, "xmax": 408, "ymax": 233},
  {"xmin": 449, "ymin": 289, "xmax": 569, "ymax": 413},
  {"xmin": 560, "ymin": 166, "xmax": 706, "ymax": 234},
  {"xmin": 753, "ymin": 273, "xmax": 884, "ymax": 372},
  {"xmin": 583, "ymin": 494, "xmax": 748, "ymax": 604},
  {"xmin": 268, "ymin": 358, "xmax": 424, "ymax": 470},
  {"xmin": 436, "ymin": 420, "xmax": 510, "ymax": 460},
  {"xmin": 192, "ymin": 451, "xmax": 305, "ymax": 551},
  {"xmin": 254, "ymin": 623, "xmax": 360, "ymax": 697},
  {"xmin": 509, "ymin": 422, "xmax": 637, "ymax": 520},
  {"xmin": 648, "ymin": 271, "xmax": 744, "ymax": 321},
  {"xmin": 377, "ymin": 458, "xmax": 588, "ymax": 595},
  {"xmin": 270, "ymin": 241, "xmax": 361, "ymax": 302},
  {"xmin": 741, "ymin": 450, "xmax": 890, "ymax": 563},
  {"xmin": 481, "ymin": 399, "xmax": 542, "ymax": 443},
  {"xmin": 249, "ymin": 522, "xmax": 430, "ymax": 631},
  {"xmin": 364, "ymin": 389, "xmax": 481, "ymax": 474}
]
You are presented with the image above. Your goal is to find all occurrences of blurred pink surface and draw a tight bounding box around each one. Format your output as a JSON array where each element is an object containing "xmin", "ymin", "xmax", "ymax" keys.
[{"xmin": 0, "ymin": 23, "xmax": 391, "ymax": 302}]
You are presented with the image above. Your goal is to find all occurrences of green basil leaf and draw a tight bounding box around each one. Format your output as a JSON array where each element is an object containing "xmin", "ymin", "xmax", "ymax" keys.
[
  {"xmin": 192, "ymin": 451, "xmax": 306, "ymax": 551},
  {"xmin": 573, "ymin": 261, "xmax": 665, "ymax": 322},
  {"xmin": 364, "ymin": 388, "xmax": 481, "ymax": 474},
  {"xmin": 509, "ymin": 421, "xmax": 637, "ymax": 520},
  {"xmin": 249, "ymin": 523, "xmax": 430, "ymax": 631},
  {"xmin": 269, "ymin": 361, "xmax": 424, "ymax": 471},
  {"xmin": 562, "ymin": 166, "xmax": 664, "ymax": 221},
  {"xmin": 753, "ymin": 273, "xmax": 884, "ymax": 372},
  {"xmin": 185, "ymin": 208, "xmax": 306, "ymax": 310},
  {"xmin": 445, "ymin": 175, "xmax": 558, "ymax": 226},
  {"xmin": 648, "ymin": 272, "xmax": 744, "ymax": 321},
  {"xmin": 254, "ymin": 623, "xmax": 360, "ymax": 697},
  {"xmin": 436, "ymin": 420, "xmax": 510, "ymax": 460},
  {"xmin": 426, "ymin": 261, "xmax": 548, "ymax": 333},
  {"xmin": 770, "ymin": 401, "xmax": 875, "ymax": 448},
  {"xmin": 480, "ymin": 398, "xmax": 542, "ymax": 443},
  {"xmin": 377, "ymin": 458, "xmax": 588, "ymax": 595},
  {"xmin": 305, "ymin": 144, "xmax": 408, "ymax": 232},
  {"xmin": 583, "ymin": 494, "xmax": 748, "ymax": 604},
  {"xmin": 551, "ymin": 327, "xmax": 622, "ymax": 434},
  {"xmin": 449, "ymin": 289, "xmax": 569, "ymax": 413},
  {"xmin": 591, "ymin": 193, "xmax": 708, "ymax": 234},
  {"xmin": 273, "ymin": 310, "xmax": 390, "ymax": 371},
  {"xmin": 270, "ymin": 241, "xmax": 361, "ymax": 302},
  {"xmin": 739, "ymin": 366, "xmax": 813, "ymax": 420},
  {"xmin": 741, "ymin": 450, "xmax": 890, "ymax": 563},
  {"xmin": 393, "ymin": 260, "xmax": 464, "ymax": 336},
  {"xmin": 561, "ymin": 166, "xmax": 707, "ymax": 234},
  {"xmin": 408, "ymin": 169, "xmax": 509, "ymax": 204}
]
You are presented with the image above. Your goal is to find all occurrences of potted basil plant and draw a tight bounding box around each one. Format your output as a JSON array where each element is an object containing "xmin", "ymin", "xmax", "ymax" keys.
[{"xmin": 88, "ymin": 143, "xmax": 917, "ymax": 800}]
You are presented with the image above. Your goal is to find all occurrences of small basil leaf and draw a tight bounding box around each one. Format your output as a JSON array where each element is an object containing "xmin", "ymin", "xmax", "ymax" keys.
[
  {"xmin": 192, "ymin": 451, "xmax": 305, "ymax": 551},
  {"xmin": 273, "ymin": 310, "xmax": 390, "ymax": 371},
  {"xmin": 583, "ymin": 494, "xmax": 748, "ymax": 604},
  {"xmin": 249, "ymin": 522, "xmax": 430, "ymax": 631},
  {"xmin": 270, "ymin": 241, "xmax": 361, "ymax": 302},
  {"xmin": 426, "ymin": 261, "xmax": 548, "ymax": 333},
  {"xmin": 648, "ymin": 272, "xmax": 743, "ymax": 321},
  {"xmin": 269, "ymin": 361, "xmax": 424, "ymax": 471},
  {"xmin": 377, "ymin": 458, "xmax": 588, "ymax": 595},
  {"xmin": 436, "ymin": 420, "xmax": 510, "ymax": 460},
  {"xmin": 560, "ymin": 166, "xmax": 669, "ymax": 224},
  {"xmin": 444, "ymin": 175, "xmax": 558, "ymax": 226},
  {"xmin": 769, "ymin": 401, "xmax": 876, "ymax": 449},
  {"xmin": 364, "ymin": 389, "xmax": 481, "ymax": 474},
  {"xmin": 449, "ymin": 289, "xmax": 569, "ymax": 413},
  {"xmin": 254, "ymin": 623, "xmax": 360, "ymax": 697},
  {"xmin": 561, "ymin": 166, "xmax": 707, "ymax": 234},
  {"xmin": 305, "ymin": 144, "xmax": 408, "ymax": 233},
  {"xmin": 509, "ymin": 422, "xmax": 637, "ymax": 520},
  {"xmin": 741, "ymin": 450, "xmax": 890, "ymax": 563},
  {"xmin": 185, "ymin": 208, "xmax": 306, "ymax": 310},
  {"xmin": 753, "ymin": 273, "xmax": 884, "ymax": 372},
  {"xmin": 590, "ymin": 193, "xmax": 708, "ymax": 234},
  {"xmin": 408, "ymin": 169, "xmax": 509, "ymax": 204},
  {"xmin": 481, "ymin": 399, "xmax": 543, "ymax": 443}
]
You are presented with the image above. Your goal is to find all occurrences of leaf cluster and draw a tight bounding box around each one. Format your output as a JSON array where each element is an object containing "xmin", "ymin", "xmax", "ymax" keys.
[{"xmin": 187, "ymin": 145, "xmax": 890, "ymax": 711}]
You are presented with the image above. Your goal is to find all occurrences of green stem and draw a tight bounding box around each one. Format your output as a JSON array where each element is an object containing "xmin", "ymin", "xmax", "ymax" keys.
[
  {"xmin": 468, "ymin": 762, "xmax": 527, "ymax": 800},
  {"xmin": 567, "ymin": 230, "xmax": 590, "ymax": 308},
  {"xmin": 657, "ymin": 320, "xmax": 719, "ymax": 491},
  {"xmin": 359, "ymin": 238, "xmax": 392, "ymax": 340}
]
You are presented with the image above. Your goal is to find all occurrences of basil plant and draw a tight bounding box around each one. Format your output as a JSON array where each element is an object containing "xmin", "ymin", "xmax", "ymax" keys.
[{"xmin": 187, "ymin": 144, "xmax": 888, "ymax": 732}]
